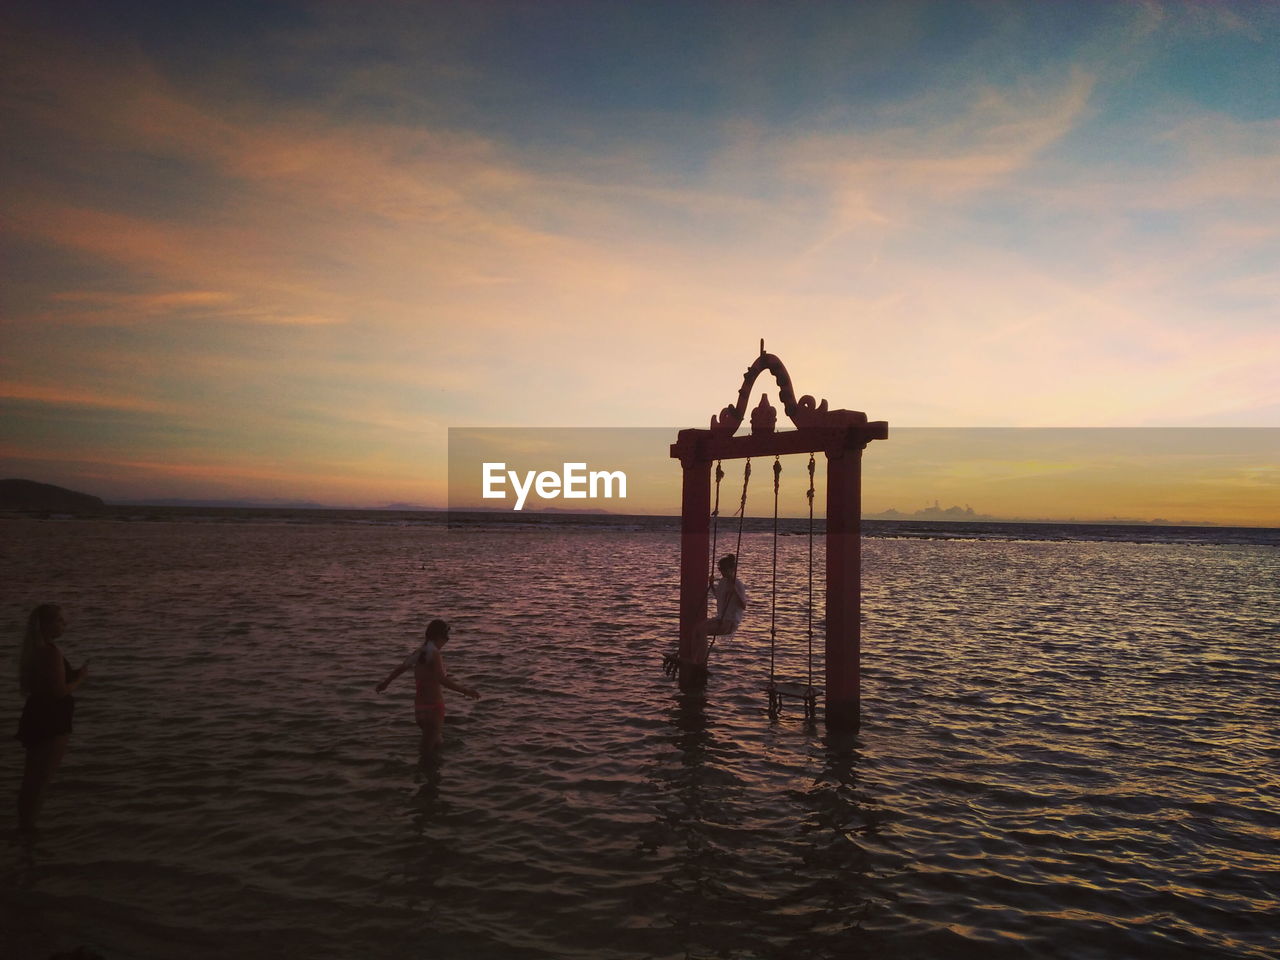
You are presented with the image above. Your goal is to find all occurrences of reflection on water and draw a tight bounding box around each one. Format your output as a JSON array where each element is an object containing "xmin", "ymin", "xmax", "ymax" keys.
[
  {"xmin": 644, "ymin": 696, "xmax": 881, "ymax": 960},
  {"xmin": 638, "ymin": 690, "xmax": 877, "ymax": 960},
  {"xmin": 0, "ymin": 519, "xmax": 1276, "ymax": 959},
  {"xmin": 652, "ymin": 694, "xmax": 719, "ymax": 956}
]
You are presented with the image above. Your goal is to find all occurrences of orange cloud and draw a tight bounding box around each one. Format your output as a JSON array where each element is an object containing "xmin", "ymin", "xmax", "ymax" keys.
[
  {"xmin": 52, "ymin": 290, "xmax": 232, "ymax": 308},
  {"xmin": 0, "ymin": 380, "xmax": 169, "ymax": 413}
]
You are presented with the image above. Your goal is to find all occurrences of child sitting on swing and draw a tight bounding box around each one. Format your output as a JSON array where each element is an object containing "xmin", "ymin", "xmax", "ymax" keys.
[{"xmin": 690, "ymin": 553, "xmax": 748, "ymax": 667}]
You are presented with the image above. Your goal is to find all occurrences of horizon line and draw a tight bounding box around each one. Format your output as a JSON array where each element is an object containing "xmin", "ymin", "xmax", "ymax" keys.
[{"xmin": 68, "ymin": 500, "xmax": 1278, "ymax": 530}]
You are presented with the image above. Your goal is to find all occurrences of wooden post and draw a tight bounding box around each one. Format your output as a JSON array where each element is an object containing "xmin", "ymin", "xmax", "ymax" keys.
[
  {"xmin": 825, "ymin": 432, "xmax": 863, "ymax": 729},
  {"xmin": 676, "ymin": 435, "xmax": 711, "ymax": 688}
]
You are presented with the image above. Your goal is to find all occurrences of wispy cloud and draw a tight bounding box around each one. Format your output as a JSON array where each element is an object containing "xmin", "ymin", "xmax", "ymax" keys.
[
  {"xmin": 789, "ymin": 69, "xmax": 1098, "ymax": 239},
  {"xmin": 0, "ymin": 381, "xmax": 170, "ymax": 413}
]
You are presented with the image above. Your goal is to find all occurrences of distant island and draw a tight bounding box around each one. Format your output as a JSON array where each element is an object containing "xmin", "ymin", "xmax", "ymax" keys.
[
  {"xmin": 109, "ymin": 496, "xmax": 337, "ymax": 510},
  {"xmin": 110, "ymin": 499, "xmax": 448, "ymax": 514},
  {"xmin": 0, "ymin": 479, "xmax": 104, "ymax": 513},
  {"xmin": 866, "ymin": 501, "xmax": 998, "ymax": 522}
]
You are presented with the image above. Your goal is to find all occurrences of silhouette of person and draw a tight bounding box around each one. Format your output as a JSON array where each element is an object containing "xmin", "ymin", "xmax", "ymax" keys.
[
  {"xmin": 15, "ymin": 603, "xmax": 87, "ymax": 833},
  {"xmin": 682, "ymin": 554, "xmax": 748, "ymax": 682},
  {"xmin": 376, "ymin": 619, "xmax": 480, "ymax": 755}
]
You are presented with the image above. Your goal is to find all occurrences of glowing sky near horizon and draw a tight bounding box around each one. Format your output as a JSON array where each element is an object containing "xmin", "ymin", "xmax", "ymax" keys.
[{"xmin": 1, "ymin": 1, "xmax": 1278, "ymax": 520}]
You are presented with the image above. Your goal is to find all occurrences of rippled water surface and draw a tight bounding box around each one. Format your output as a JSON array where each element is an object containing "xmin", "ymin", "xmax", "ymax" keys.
[{"xmin": 2, "ymin": 518, "xmax": 1277, "ymax": 959}]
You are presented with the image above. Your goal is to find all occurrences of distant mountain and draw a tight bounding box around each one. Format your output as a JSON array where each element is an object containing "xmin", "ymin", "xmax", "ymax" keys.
[
  {"xmin": 445, "ymin": 504, "xmax": 615, "ymax": 514},
  {"xmin": 108, "ymin": 497, "xmax": 333, "ymax": 509},
  {"xmin": 867, "ymin": 501, "xmax": 998, "ymax": 522},
  {"xmin": 0, "ymin": 479, "xmax": 104, "ymax": 513}
]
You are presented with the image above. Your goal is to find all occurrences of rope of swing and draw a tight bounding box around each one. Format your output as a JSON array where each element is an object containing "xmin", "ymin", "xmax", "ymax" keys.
[
  {"xmin": 708, "ymin": 461, "xmax": 724, "ymax": 588},
  {"xmin": 733, "ymin": 458, "xmax": 750, "ymax": 566},
  {"xmin": 807, "ymin": 452, "xmax": 816, "ymax": 694},
  {"xmin": 769, "ymin": 456, "xmax": 780, "ymax": 687}
]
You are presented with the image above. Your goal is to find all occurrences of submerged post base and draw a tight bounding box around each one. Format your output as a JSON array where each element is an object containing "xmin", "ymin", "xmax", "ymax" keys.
[
  {"xmin": 825, "ymin": 697, "xmax": 860, "ymax": 731},
  {"xmin": 678, "ymin": 661, "xmax": 708, "ymax": 692}
]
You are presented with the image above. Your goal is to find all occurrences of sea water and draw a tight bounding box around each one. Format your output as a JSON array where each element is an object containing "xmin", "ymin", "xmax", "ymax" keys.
[{"xmin": 1, "ymin": 515, "xmax": 1277, "ymax": 959}]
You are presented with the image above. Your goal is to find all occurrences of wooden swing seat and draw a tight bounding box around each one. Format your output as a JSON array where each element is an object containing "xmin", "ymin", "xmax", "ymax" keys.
[{"xmin": 765, "ymin": 679, "xmax": 823, "ymax": 720}]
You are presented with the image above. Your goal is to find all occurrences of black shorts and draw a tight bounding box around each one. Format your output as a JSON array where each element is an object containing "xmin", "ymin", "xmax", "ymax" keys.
[{"xmin": 16, "ymin": 693, "xmax": 74, "ymax": 748}]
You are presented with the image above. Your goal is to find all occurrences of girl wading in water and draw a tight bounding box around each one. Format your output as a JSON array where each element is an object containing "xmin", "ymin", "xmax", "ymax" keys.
[
  {"xmin": 376, "ymin": 619, "xmax": 479, "ymax": 755},
  {"xmin": 16, "ymin": 603, "xmax": 88, "ymax": 833}
]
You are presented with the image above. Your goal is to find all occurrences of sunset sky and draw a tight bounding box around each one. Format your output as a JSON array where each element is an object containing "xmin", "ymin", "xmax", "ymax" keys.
[{"xmin": 2, "ymin": 2, "xmax": 1277, "ymax": 523}]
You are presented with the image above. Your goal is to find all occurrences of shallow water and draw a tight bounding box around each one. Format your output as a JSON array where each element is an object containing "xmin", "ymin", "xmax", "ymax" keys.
[{"xmin": 2, "ymin": 518, "xmax": 1277, "ymax": 959}]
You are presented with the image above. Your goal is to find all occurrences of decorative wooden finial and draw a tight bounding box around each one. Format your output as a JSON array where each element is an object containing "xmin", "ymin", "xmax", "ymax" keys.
[{"xmin": 750, "ymin": 392, "xmax": 777, "ymax": 434}]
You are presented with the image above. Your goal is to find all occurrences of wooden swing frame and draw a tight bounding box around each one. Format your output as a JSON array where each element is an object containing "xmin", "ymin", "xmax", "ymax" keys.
[{"xmin": 669, "ymin": 345, "xmax": 887, "ymax": 729}]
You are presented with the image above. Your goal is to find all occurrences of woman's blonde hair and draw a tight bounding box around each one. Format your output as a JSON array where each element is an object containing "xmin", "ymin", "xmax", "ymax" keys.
[{"xmin": 19, "ymin": 603, "xmax": 60, "ymax": 696}]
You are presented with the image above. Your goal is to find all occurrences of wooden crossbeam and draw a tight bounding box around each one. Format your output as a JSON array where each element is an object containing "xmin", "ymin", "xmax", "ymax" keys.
[{"xmin": 671, "ymin": 422, "xmax": 887, "ymax": 463}]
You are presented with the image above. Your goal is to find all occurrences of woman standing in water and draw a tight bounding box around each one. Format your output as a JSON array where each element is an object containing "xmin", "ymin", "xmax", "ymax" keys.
[{"xmin": 16, "ymin": 603, "xmax": 87, "ymax": 833}]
